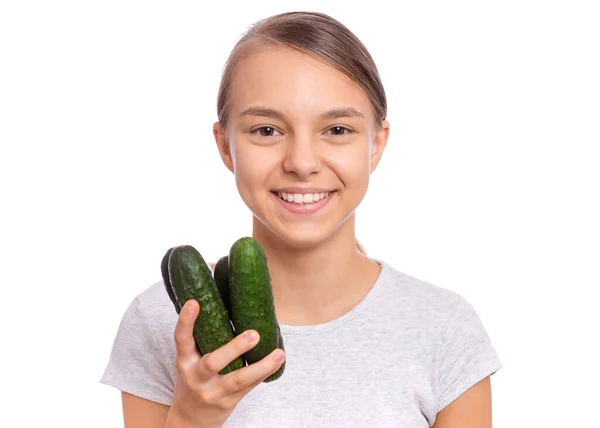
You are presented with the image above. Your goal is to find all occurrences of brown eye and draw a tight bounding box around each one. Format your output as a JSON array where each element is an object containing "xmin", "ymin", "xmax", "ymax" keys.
[
  {"xmin": 260, "ymin": 127, "xmax": 274, "ymax": 136},
  {"xmin": 326, "ymin": 126, "xmax": 353, "ymax": 136},
  {"xmin": 252, "ymin": 126, "xmax": 281, "ymax": 137}
]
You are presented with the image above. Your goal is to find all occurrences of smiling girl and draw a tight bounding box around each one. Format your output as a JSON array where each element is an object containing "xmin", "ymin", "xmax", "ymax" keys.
[{"xmin": 101, "ymin": 11, "xmax": 502, "ymax": 428}]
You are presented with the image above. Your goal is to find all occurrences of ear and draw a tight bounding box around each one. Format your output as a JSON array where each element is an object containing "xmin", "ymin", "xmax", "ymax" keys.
[
  {"xmin": 213, "ymin": 121, "xmax": 234, "ymax": 173},
  {"xmin": 369, "ymin": 119, "xmax": 390, "ymax": 173}
]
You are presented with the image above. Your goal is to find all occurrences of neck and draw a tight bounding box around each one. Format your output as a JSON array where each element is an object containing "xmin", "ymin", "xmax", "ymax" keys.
[{"xmin": 252, "ymin": 215, "xmax": 380, "ymax": 325}]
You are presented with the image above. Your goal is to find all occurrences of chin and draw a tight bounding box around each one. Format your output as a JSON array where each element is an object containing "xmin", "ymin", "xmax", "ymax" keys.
[
  {"xmin": 268, "ymin": 216, "xmax": 351, "ymax": 251},
  {"xmin": 248, "ymin": 212, "xmax": 328, "ymax": 250},
  {"xmin": 277, "ymin": 231, "xmax": 329, "ymax": 250}
]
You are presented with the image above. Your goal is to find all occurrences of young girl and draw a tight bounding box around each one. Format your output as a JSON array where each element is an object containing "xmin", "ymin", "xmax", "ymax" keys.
[{"xmin": 100, "ymin": 11, "xmax": 502, "ymax": 428}]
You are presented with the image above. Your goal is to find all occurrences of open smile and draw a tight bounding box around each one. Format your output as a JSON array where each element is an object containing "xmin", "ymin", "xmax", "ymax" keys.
[{"xmin": 271, "ymin": 190, "xmax": 336, "ymax": 214}]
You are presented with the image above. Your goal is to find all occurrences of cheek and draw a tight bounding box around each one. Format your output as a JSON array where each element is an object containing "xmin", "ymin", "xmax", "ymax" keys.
[
  {"xmin": 232, "ymin": 145, "xmax": 280, "ymax": 197},
  {"xmin": 324, "ymin": 143, "xmax": 371, "ymax": 187}
]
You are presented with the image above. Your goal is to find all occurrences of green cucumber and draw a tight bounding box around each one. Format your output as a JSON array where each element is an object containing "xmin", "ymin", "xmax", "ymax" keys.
[
  {"xmin": 264, "ymin": 323, "xmax": 286, "ymax": 382},
  {"xmin": 161, "ymin": 247, "xmax": 180, "ymax": 315},
  {"xmin": 167, "ymin": 245, "xmax": 244, "ymax": 374},
  {"xmin": 228, "ymin": 237, "xmax": 284, "ymax": 381},
  {"xmin": 213, "ymin": 255, "xmax": 231, "ymax": 317}
]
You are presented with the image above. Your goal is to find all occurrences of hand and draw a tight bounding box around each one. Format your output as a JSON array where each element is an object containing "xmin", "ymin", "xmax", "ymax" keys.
[{"xmin": 166, "ymin": 299, "xmax": 286, "ymax": 428}]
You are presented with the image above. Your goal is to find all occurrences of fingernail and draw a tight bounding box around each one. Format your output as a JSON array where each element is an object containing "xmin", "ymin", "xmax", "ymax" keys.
[
  {"xmin": 274, "ymin": 351, "xmax": 285, "ymax": 362},
  {"xmin": 245, "ymin": 331, "xmax": 258, "ymax": 343}
]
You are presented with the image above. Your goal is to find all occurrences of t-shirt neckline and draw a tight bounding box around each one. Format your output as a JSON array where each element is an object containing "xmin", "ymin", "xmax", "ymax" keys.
[{"xmin": 278, "ymin": 260, "xmax": 390, "ymax": 336}]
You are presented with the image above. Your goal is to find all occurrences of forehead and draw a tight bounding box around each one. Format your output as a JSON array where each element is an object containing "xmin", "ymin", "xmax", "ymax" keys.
[{"xmin": 228, "ymin": 44, "xmax": 373, "ymax": 121}]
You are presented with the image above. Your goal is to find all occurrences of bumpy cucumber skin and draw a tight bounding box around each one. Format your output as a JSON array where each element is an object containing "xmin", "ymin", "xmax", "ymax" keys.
[
  {"xmin": 213, "ymin": 255, "xmax": 231, "ymax": 317},
  {"xmin": 161, "ymin": 247, "xmax": 180, "ymax": 315},
  {"xmin": 229, "ymin": 237, "xmax": 283, "ymax": 380},
  {"xmin": 162, "ymin": 246, "xmax": 204, "ymax": 355},
  {"xmin": 168, "ymin": 245, "xmax": 244, "ymax": 374}
]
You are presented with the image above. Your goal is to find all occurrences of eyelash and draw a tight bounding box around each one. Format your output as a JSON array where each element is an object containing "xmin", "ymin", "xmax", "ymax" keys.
[{"xmin": 250, "ymin": 125, "xmax": 354, "ymax": 137}]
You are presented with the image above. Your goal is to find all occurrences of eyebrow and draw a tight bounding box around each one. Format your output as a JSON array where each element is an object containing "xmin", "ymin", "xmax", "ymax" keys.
[{"xmin": 238, "ymin": 106, "xmax": 365, "ymax": 121}]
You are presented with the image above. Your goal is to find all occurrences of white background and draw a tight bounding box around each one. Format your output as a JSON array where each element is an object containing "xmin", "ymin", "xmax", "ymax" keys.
[{"xmin": 1, "ymin": 1, "xmax": 598, "ymax": 427}]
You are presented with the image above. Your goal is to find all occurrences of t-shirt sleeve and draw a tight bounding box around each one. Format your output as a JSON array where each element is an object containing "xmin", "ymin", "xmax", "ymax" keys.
[
  {"xmin": 99, "ymin": 297, "xmax": 174, "ymax": 406},
  {"xmin": 435, "ymin": 295, "xmax": 502, "ymax": 412}
]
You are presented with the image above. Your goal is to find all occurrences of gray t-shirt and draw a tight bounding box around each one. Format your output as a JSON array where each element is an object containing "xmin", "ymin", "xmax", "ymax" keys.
[{"xmin": 100, "ymin": 261, "xmax": 502, "ymax": 427}]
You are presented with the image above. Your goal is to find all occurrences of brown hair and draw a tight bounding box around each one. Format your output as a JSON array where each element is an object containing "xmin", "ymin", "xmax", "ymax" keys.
[{"xmin": 216, "ymin": 11, "xmax": 387, "ymax": 255}]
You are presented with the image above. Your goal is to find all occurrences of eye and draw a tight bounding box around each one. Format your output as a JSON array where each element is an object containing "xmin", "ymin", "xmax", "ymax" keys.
[
  {"xmin": 251, "ymin": 126, "xmax": 282, "ymax": 137},
  {"xmin": 325, "ymin": 126, "xmax": 353, "ymax": 136}
]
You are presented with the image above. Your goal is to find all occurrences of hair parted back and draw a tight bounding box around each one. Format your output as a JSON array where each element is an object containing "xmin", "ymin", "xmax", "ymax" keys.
[
  {"xmin": 216, "ymin": 11, "xmax": 385, "ymax": 255},
  {"xmin": 216, "ymin": 11, "xmax": 387, "ymax": 130}
]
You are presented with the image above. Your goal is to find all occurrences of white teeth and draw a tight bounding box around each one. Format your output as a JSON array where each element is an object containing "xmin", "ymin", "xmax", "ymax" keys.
[{"xmin": 277, "ymin": 191, "xmax": 332, "ymax": 204}]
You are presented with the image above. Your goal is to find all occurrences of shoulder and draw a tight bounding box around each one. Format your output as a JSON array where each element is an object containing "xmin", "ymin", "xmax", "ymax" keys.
[
  {"xmin": 376, "ymin": 260, "xmax": 465, "ymax": 322},
  {"xmin": 376, "ymin": 261, "xmax": 502, "ymax": 415},
  {"xmin": 382, "ymin": 262, "xmax": 495, "ymax": 336},
  {"xmin": 100, "ymin": 262, "xmax": 221, "ymax": 405},
  {"xmin": 135, "ymin": 279, "xmax": 175, "ymax": 315},
  {"xmin": 375, "ymin": 260, "xmax": 500, "ymax": 360},
  {"xmin": 99, "ymin": 277, "xmax": 183, "ymax": 405}
]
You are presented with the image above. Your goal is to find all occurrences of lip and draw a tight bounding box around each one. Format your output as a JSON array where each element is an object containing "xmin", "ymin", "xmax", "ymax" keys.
[
  {"xmin": 272, "ymin": 191, "xmax": 335, "ymax": 215},
  {"xmin": 271, "ymin": 186, "xmax": 336, "ymax": 194}
]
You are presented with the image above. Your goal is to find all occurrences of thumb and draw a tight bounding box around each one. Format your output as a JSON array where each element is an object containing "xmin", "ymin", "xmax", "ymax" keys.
[{"xmin": 173, "ymin": 299, "xmax": 200, "ymax": 358}]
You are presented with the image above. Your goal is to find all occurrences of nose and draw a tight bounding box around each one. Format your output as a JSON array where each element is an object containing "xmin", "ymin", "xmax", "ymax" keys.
[{"xmin": 282, "ymin": 134, "xmax": 321, "ymax": 178}]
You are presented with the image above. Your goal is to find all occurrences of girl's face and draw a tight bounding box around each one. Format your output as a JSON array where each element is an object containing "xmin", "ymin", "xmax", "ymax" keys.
[{"xmin": 214, "ymin": 45, "xmax": 389, "ymax": 249}]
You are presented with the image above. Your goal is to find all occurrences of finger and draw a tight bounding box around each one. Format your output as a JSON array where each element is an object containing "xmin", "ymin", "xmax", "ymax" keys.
[
  {"xmin": 173, "ymin": 299, "xmax": 200, "ymax": 359},
  {"xmin": 220, "ymin": 348, "xmax": 286, "ymax": 396},
  {"xmin": 200, "ymin": 329, "xmax": 260, "ymax": 376}
]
